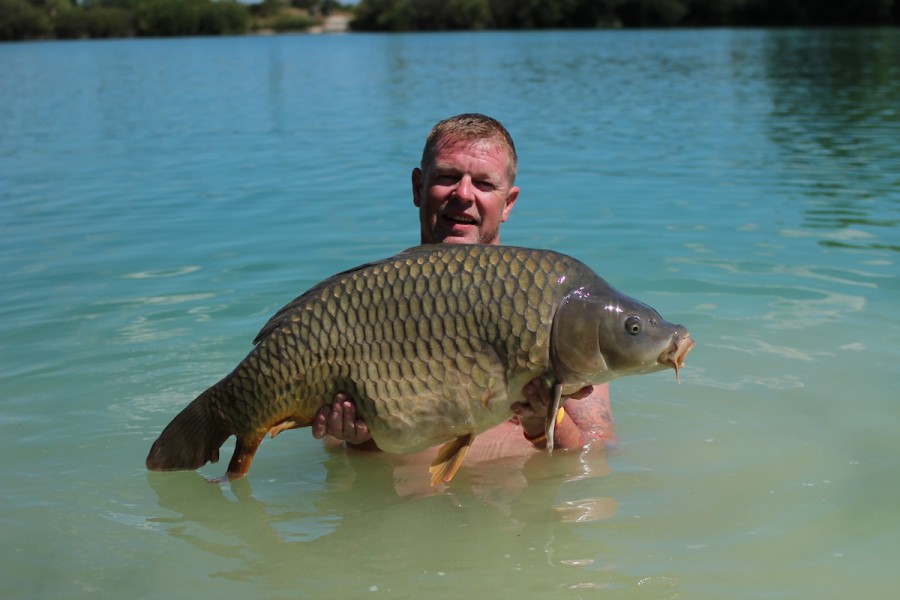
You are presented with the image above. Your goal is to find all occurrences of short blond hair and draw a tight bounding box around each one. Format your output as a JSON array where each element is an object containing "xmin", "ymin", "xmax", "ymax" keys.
[{"xmin": 420, "ymin": 113, "xmax": 518, "ymax": 184}]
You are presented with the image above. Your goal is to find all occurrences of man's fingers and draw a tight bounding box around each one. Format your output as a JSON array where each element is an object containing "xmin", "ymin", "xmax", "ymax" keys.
[
  {"xmin": 327, "ymin": 400, "xmax": 345, "ymax": 435},
  {"xmin": 311, "ymin": 392, "xmax": 374, "ymax": 444},
  {"xmin": 566, "ymin": 385, "xmax": 594, "ymax": 400},
  {"xmin": 311, "ymin": 404, "xmax": 331, "ymax": 439},
  {"xmin": 525, "ymin": 380, "xmax": 550, "ymax": 406},
  {"xmin": 353, "ymin": 420, "xmax": 370, "ymax": 443},
  {"xmin": 341, "ymin": 400, "xmax": 356, "ymax": 434}
]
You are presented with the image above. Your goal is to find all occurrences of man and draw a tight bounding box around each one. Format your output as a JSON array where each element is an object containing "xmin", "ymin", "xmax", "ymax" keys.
[{"xmin": 312, "ymin": 113, "xmax": 613, "ymax": 455}]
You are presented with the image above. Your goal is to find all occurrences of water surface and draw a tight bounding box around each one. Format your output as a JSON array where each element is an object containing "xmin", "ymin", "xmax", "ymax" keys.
[{"xmin": 2, "ymin": 29, "xmax": 899, "ymax": 598}]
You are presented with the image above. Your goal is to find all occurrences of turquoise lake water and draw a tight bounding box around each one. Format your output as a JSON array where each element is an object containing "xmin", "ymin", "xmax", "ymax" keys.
[{"xmin": 2, "ymin": 28, "xmax": 899, "ymax": 599}]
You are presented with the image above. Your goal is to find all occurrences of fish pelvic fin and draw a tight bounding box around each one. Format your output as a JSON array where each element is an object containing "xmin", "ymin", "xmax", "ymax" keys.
[
  {"xmin": 429, "ymin": 433, "xmax": 474, "ymax": 486},
  {"xmin": 146, "ymin": 388, "xmax": 230, "ymax": 473}
]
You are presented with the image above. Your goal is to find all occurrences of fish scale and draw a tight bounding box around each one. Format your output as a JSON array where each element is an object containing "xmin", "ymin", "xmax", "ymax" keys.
[{"xmin": 146, "ymin": 243, "xmax": 694, "ymax": 485}]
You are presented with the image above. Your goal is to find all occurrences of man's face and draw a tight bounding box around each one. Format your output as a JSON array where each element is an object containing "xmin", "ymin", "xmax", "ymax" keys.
[{"xmin": 413, "ymin": 139, "xmax": 519, "ymax": 245}]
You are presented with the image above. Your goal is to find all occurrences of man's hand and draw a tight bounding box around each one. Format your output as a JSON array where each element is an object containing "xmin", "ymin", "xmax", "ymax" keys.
[
  {"xmin": 512, "ymin": 378, "xmax": 592, "ymax": 418},
  {"xmin": 512, "ymin": 378, "xmax": 595, "ymax": 445},
  {"xmin": 312, "ymin": 393, "xmax": 375, "ymax": 447},
  {"xmin": 511, "ymin": 380, "xmax": 550, "ymax": 438}
]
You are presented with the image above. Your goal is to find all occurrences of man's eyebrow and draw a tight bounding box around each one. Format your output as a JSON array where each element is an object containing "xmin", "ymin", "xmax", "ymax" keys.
[
  {"xmin": 433, "ymin": 162, "xmax": 473, "ymax": 173},
  {"xmin": 431, "ymin": 163, "xmax": 501, "ymax": 184}
]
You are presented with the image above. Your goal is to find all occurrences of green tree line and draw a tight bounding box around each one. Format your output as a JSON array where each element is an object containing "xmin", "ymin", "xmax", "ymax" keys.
[
  {"xmin": 1, "ymin": 0, "xmax": 247, "ymax": 40},
  {"xmin": 350, "ymin": 0, "xmax": 900, "ymax": 30},
  {"xmin": 3, "ymin": 0, "xmax": 897, "ymax": 41},
  {"xmin": 0, "ymin": 0, "xmax": 346, "ymax": 41}
]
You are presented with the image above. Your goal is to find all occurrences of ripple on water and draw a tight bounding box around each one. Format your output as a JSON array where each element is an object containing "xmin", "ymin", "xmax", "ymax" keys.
[{"xmin": 124, "ymin": 265, "xmax": 203, "ymax": 279}]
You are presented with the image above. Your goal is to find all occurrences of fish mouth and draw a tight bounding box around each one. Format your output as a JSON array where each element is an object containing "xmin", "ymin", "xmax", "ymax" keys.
[{"xmin": 660, "ymin": 333, "xmax": 695, "ymax": 382}]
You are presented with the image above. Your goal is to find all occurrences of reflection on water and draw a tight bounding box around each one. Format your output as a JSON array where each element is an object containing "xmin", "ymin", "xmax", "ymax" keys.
[
  {"xmin": 147, "ymin": 439, "xmax": 617, "ymax": 591},
  {"xmin": 763, "ymin": 29, "xmax": 900, "ymax": 252}
]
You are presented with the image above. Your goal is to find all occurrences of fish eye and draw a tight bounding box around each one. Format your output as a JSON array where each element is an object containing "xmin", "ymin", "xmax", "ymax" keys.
[{"xmin": 625, "ymin": 316, "xmax": 641, "ymax": 335}]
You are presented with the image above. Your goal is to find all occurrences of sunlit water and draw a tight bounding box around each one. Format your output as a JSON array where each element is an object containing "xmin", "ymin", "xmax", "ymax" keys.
[{"xmin": 2, "ymin": 29, "xmax": 899, "ymax": 599}]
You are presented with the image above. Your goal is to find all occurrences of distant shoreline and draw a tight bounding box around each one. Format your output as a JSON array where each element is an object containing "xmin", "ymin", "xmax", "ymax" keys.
[
  {"xmin": 3, "ymin": 0, "xmax": 898, "ymax": 43},
  {"xmin": 0, "ymin": 2, "xmax": 353, "ymax": 42}
]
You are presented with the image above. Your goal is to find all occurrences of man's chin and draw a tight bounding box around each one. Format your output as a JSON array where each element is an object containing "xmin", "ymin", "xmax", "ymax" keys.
[
  {"xmin": 433, "ymin": 228, "xmax": 479, "ymax": 244},
  {"xmin": 443, "ymin": 235, "xmax": 476, "ymax": 245}
]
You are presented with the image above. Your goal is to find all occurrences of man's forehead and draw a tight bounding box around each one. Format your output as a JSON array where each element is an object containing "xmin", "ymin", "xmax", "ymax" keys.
[
  {"xmin": 436, "ymin": 134, "xmax": 497, "ymax": 149},
  {"xmin": 431, "ymin": 138, "xmax": 511, "ymax": 168}
]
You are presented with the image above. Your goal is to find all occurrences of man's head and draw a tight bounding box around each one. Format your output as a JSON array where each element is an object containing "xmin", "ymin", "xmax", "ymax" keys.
[{"xmin": 413, "ymin": 113, "xmax": 520, "ymax": 245}]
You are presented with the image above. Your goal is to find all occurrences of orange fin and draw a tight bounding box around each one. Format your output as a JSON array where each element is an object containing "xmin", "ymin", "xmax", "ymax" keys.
[
  {"xmin": 429, "ymin": 434, "xmax": 474, "ymax": 486},
  {"xmin": 269, "ymin": 418, "xmax": 302, "ymax": 439},
  {"xmin": 223, "ymin": 435, "xmax": 263, "ymax": 481}
]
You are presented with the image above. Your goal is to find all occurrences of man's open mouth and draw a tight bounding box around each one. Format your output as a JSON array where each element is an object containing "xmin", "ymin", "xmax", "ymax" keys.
[{"xmin": 445, "ymin": 214, "xmax": 477, "ymax": 225}]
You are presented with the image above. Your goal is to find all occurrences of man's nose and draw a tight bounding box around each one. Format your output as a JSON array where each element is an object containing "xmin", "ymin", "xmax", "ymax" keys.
[{"xmin": 453, "ymin": 175, "xmax": 475, "ymax": 201}]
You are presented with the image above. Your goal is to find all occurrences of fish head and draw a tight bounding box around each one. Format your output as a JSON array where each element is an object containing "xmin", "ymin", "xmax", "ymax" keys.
[{"xmin": 551, "ymin": 286, "xmax": 694, "ymax": 388}]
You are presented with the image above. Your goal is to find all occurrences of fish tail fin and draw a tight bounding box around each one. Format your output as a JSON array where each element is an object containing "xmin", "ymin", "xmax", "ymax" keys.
[{"xmin": 146, "ymin": 388, "xmax": 231, "ymax": 472}]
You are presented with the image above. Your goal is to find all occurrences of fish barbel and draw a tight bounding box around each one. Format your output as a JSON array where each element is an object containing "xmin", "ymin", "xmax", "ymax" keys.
[{"xmin": 146, "ymin": 244, "xmax": 694, "ymax": 484}]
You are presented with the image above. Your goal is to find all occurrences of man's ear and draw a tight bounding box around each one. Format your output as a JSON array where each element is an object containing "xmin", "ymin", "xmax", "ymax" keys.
[
  {"xmin": 502, "ymin": 186, "xmax": 520, "ymax": 222},
  {"xmin": 412, "ymin": 168, "xmax": 424, "ymax": 207}
]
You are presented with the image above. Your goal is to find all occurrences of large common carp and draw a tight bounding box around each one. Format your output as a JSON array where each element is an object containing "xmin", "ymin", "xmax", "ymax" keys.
[{"xmin": 146, "ymin": 244, "xmax": 694, "ymax": 485}]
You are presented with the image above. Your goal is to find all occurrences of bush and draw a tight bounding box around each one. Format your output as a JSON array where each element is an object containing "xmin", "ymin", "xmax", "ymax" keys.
[
  {"xmin": 0, "ymin": 0, "xmax": 51, "ymax": 40},
  {"xmin": 197, "ymin": 0, "xmax": 249, "ymax": 34},
  {"xmin": 52, "ymin": 7, "xmax": 87, "ymax": 38},
  {"xmin": 270, "ymin": 13, "xmax": 314, "ymax": 31},
  {"xmin": 135, "ymin": 0, "xmax": 248, "ymax": 36},
  {"xmin": 85, "ymin": 7, "xmax": 136, "ymax": 37}
]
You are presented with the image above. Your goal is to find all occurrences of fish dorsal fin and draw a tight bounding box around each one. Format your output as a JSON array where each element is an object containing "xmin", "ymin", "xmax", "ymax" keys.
[{"xmin": 429, "ymin": 434, "xmax": 475, "ymax": 486}]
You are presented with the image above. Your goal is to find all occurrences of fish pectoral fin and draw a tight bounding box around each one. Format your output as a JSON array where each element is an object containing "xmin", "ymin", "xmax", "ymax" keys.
[
  {"xmin": 429, "ymin": 434, "xmax": 475, "ymax": 486},
  {"xmin": 545, "ymin": 383, "xmax": 564, "ymax": 455}
]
